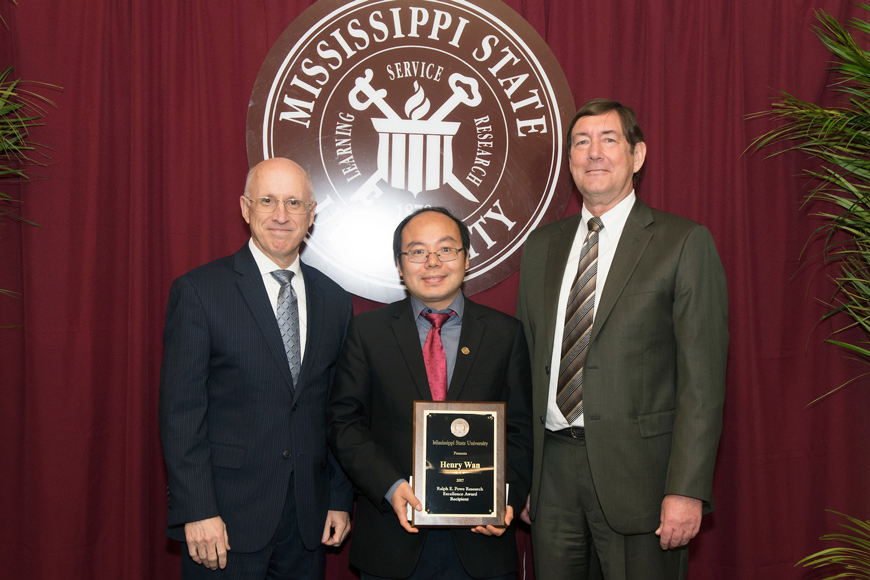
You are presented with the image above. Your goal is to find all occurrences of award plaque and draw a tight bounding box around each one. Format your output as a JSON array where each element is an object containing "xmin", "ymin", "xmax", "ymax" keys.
[{"xmin": 412, "ymin": 401, "xmax": 505, "ymax": 527}]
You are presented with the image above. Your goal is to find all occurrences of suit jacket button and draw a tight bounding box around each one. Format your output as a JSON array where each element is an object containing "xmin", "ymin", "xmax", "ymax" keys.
[
  {"xmin": 545, "ymin": 365, "xmax": 550, "ymax": 374},
  {"xmin": 283, "ymin": 450, "xmax": 292, "ymax": 459},
  {"xmin": 540, "ymin": 416, "xmax": 545, "ymax": 424},
  {"xmin": 292, "ymin": 404, "xmax": 298, "ymax": 412}
]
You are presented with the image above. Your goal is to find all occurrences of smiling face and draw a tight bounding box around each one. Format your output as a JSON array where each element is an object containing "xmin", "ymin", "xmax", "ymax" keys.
[
  {"xmin": 240, "ymin": 158, "xmax": 316, "ymax": 269},
  {"xmin": 397, "ymin": 211, "xmax": 469, "ymax": 310},
  {"xmin": 568, "ymin": 111, "xmax": 646, "ymax": 214}
]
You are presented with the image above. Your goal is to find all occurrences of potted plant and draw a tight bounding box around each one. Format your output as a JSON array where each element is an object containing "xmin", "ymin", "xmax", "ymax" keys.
[{"xmin": 750, "ymin": 7, "xmax": 870, "ymax": 578}]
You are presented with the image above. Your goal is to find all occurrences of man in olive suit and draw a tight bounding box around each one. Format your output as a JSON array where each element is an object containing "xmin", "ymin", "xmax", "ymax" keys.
[{"xmin": 516, "ymin": 99, "xmax": 728, "ymax": 580}]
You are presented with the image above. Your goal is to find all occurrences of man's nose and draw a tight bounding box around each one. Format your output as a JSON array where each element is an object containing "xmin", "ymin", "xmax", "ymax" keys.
[
  {"xmin": 425, "ymin": 252, "xmax": 442, "ymax": 266},
  {"xmin": 587, "ymin": 139, "xmax": 603, "ymax": 159},
  {"xmin": 272, "ymin": 202, "xmax": 290, "ymax": 222}
]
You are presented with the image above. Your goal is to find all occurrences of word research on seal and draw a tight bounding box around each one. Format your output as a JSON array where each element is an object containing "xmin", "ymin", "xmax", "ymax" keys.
[{"xmin": 248, "ymin": 0, "xmax": 575, "ymax": 302}]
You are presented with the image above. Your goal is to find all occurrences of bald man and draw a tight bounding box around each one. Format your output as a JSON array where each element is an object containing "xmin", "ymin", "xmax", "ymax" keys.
[{"xmin": 160, "ymin": 158, "xmax": 353, "ymax": 579}]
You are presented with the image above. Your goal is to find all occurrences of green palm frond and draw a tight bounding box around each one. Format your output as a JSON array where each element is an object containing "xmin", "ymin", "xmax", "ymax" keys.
[
  {"xmin": 751, "ymin": 13, "xmax": 870, "ymax": 574},
  {"xmin": 1, "ymin": 62, "xmax": 58, "ymax": 315},
  {"xmin": 0, "ymin": 1, "xmax": 18, "ymax": 31},
  {"xmin": 0, "ymin": 65, "xmax": 56, "ymax": 225},
  {"xmin": 748, "ymin": 6, "xmax": 870, "ymax": 402},
  {"xmin": 797, "ymin": 512, "xmax": 870, "ymax": 578}
]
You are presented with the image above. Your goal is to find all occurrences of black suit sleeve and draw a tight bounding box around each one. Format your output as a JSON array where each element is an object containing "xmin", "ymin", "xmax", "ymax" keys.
[{"xmin": 328, "ymin": 317, "xmax": 408, "ymax": 507}]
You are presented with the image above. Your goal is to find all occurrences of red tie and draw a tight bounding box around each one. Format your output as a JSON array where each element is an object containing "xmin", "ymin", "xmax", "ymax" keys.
[{"xmin": 422, "ymin": 312, "xmax": 453, "ymax": 401}]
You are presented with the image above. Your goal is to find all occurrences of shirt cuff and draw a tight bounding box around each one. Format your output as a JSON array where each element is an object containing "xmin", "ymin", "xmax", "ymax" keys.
[{"xmin": 385, "ymin": 478, "xmax": 407, "ymax": 503}]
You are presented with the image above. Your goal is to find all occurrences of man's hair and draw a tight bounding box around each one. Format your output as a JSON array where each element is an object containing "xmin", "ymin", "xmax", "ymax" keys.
[
  {"xmin": 393, "ymin": 207, "xmax": 471, "ymax": 262},
  {"xmin": 566, "ymin": 98, "xmax": 646, "ymax": 186},
  {"xmin": 243, "ymin": 158, "xmax": 316, "ymax": 201}
]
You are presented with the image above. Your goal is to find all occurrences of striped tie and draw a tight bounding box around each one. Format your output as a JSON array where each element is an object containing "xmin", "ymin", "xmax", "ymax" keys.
[{"xmin": 557, "ymin": 217, "xmax": 603, "ymax": 422}]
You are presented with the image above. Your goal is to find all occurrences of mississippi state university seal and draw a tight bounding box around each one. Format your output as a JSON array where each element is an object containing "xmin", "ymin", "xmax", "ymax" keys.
[
  {"xmin": 248, "ymin": 0, "xmax": 574, "ymax": 302},
  {"xmin": 451, "ymin": 418, "xmax": 470, "ymax": 438}
]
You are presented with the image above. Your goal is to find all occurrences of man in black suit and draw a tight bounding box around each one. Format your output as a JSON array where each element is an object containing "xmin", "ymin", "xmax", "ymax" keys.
[
  {"xmin": 159, "ymin": 157, "xmax": 354, "ymax": 579},
  {"xmin": 328, "ymin": 207, "xmax": 533, "ymax": 580}
]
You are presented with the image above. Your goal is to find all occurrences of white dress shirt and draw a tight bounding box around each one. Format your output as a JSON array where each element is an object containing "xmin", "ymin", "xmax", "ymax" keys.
[
  {"xmin": 248, "ymin": 239, "xmax": 308, "ymax": 361},
  {"xmin": 545, "ymin": 192, "xmax": 636, "ymax": 429}
]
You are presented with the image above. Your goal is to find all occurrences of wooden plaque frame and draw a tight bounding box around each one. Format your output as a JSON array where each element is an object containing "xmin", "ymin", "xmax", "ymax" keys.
[{"xmin": 411, "ymin": 401, "xmax": 506, "ymax": 527}]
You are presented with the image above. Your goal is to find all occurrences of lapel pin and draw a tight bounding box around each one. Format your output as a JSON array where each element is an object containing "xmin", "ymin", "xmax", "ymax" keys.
[{"xmin": 461, "ymin": 347, "xmax": 470, "ymax": 355}]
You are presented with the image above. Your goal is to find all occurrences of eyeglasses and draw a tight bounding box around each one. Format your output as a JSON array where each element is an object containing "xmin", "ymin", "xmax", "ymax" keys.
[
  {"xmin": 399, "ymin": 248, "xmax": 465, "ymax": 263},
  {"xmin": 245, "ymin": 196, "xmax": 313, "ymax": 215}
]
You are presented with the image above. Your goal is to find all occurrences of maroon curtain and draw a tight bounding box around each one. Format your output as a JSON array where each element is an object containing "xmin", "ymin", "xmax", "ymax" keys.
[{"xmin": 2, "ymin": 1, "xmax": 869, "ymax": 579}]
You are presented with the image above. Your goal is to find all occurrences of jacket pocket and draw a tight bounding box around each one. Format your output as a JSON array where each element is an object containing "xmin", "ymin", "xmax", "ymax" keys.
[
  {"xmin": 210, "ymin": 442, "xmax": 245, "ymax": 469},
  {"xmin": 636, "ymin": 409, "xmax": 675, "ymax": 438},
  {"xmin": 621, "ymin": 279, "xmax": 666, "ymax": 297}
]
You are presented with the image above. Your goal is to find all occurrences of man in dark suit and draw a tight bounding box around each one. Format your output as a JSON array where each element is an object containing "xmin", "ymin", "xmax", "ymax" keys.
[
  {"xmin": 516, "ymin": 99, "xmax": 728, "ymax": 580},
  {"xmin": 159, "ymin": 157, "xmax": 353, "ymax": 579},
  {"xmin": 328, "ymin": 207, "xmax": 533, "ymax": 580}
]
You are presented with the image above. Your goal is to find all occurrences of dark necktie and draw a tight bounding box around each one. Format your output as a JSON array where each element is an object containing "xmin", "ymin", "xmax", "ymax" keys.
[
  {"xmin": 557, "ymin": 217, "xmax": 604, "ymax": 422},
  {"xmin": 422, "ymin": 311, "xmax": 453, "ymax": 401},
  {"xmin": 270, "ymin": 270, "xmax": 301, "ymax": 387}
]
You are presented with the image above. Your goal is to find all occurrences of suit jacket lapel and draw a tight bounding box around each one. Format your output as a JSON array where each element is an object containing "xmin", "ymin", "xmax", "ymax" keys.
[
  {"xmin": 234, "ymin": 245, "xmax": 295, "ymax": 391},
  {"xmin": 294, "ymin": 262, "xmax": 322, "ymax": 400},
  {"xmin": 391, "ymin": 299, "xmax": 432, "ymax": 400},
  {"xmin": 591, "ymin": 199, "xmax": 654, "ymax": 345},
  {"xmin": 447, "ymin": 299, "xmax": 484, "ymax": 401}
]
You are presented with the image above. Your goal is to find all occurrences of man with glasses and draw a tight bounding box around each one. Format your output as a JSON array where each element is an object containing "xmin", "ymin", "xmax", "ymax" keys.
[
  {"xmin": 160, "ymin": 157, "xmax": 353, "ymax": 579},
  {"xmin": 328, "ymin": 207, "xmax": 533, "ymax": 580}
]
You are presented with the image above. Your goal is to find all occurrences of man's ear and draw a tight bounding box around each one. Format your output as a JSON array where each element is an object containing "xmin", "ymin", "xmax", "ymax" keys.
[
  {"xmin": 307, "ymin": 201, "xmax": 317, "ymax": 228},
  {"xmin": 240, "ymin": 196, "xmax": 251, "ymax": 224},
  {"xmin": 633, "ymin": 141, "xmax": 647, "ymax": 174}
]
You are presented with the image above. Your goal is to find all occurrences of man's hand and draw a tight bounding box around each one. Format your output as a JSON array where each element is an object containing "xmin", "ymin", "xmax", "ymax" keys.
[
  {"xmin": 519, "ymin": 493, "xmax": 531, "ymax": 525},
  {"xmin": 184, "ymin": 516, "xmax": 230, "ymax": 570},
  {"xmin": 471, "ymin": 505, "xmax": 514, "ymax": 537},
  {"xmin": 655, "ymin": 495, "xmax": 702, "ymax": 550},
  {"xmin": 391, "ymin": 481, "xmax": 422, "ymax": 534},
  {"xmin": 321, "ymin": 510, "xmax": 351, "ymax": 546}
]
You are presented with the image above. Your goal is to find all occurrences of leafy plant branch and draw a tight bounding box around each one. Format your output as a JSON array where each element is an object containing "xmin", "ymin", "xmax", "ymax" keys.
[
  {"xmin": 749, "ymin": 6, "xmax": 870, "ymax": 402},
  {"xmin": 0, "ymin": 65, "xmax": 55, "ymax": 226},
  {"xmin": 749, "ymin": 8, "xmax": 870, "ymax": 578},
  {"xmin": 797, "ymin": 511, "xmax": 870, "ymax": 579}
]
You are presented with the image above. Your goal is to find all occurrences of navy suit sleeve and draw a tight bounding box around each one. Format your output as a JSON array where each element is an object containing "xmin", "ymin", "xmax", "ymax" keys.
[
  {"xmin": 327, "ymin": 297, "xmax": 355, "ymax": 513},
  {"xmin": 158, "ymin": 275, "xmax": 220, "ymax": 529}
]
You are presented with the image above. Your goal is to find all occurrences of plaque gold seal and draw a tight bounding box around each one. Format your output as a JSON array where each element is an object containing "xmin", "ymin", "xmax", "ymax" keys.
[{"xmin": 451, "ymin": 418, "xmax": 470, "ymax": 437}]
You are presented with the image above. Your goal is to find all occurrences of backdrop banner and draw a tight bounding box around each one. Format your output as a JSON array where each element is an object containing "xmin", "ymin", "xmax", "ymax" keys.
[{"xmin": 2, "ymin": 1, "xmax": 869, "ymax": 579}]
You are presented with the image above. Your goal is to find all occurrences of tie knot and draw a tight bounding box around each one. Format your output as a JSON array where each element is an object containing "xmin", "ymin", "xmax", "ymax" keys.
[
  {"xmin": 588, "ymin": 217, "xmax": 604, "ymax": 233},
  {"xmin": 271, "ymin": 270, "xmax": 294, "ymax": 286},
  {"xmin": 422, "ymin": 311, "xmax": 453, "ymax": 329}
]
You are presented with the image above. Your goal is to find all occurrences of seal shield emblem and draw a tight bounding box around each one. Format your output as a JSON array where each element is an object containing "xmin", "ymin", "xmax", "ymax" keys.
[{"xmin": 248, "ymin": 0, "xmax": 575, "ymax": 302}]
